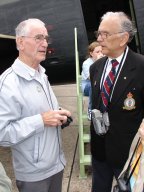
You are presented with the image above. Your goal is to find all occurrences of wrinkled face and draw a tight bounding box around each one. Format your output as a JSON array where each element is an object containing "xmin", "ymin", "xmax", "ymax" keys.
[
  {"xmin": 17, "ymin": 26, "xmax": 48, "ymax": 66},
  {"xmin": 96, "ymin": 17, "xmax": 129, "ymax": 58},
  {"xmin": 90, "ymin": 45, "xmax": 103, "ymax": 61}
]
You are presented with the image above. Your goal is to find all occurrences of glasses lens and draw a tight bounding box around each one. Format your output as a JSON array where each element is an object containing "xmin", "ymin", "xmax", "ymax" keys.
[
  {"xmin": 35, "ymin": 34, "xmax": 43, "ymax": 41},
  {"xmin": 95, "ymin": 31, "xmax": 109, "ymax": 39},
  {"xmin": 35, "ymin": 34, "xmax": 51, "ymax": 43},
  {"xmin": 45, "ymin": 36, "xmax": 52, "ymax": 44}
]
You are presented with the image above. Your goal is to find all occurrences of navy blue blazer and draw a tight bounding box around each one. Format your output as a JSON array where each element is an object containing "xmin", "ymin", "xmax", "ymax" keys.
[{"xmin": 90, "ymin": 48, "xmax": 144, "ymax": 168}]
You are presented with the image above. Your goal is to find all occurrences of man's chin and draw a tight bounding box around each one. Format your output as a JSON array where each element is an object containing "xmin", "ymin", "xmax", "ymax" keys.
[
  {"xmin": 39, "ymin": 56, "xmax": 46, "ymax": 62},
  {"xmin": 102, "ymin": 50, "xmax": 108, "ymax": 56}
]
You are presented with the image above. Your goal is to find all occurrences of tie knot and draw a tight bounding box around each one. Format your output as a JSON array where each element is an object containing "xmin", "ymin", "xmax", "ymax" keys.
[{"xmin": 111, "ymin": 59, "xmax": 119, "ymax": 68}]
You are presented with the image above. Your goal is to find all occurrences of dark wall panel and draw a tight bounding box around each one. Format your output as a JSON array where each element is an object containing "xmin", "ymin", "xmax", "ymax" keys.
[
  {"xmin": 132, "ymin": 0, "xmax": 144, "ymax": 54},
  {"xmin": 0, "ymin": 0, "xmax": 88, "ymax": 82}
]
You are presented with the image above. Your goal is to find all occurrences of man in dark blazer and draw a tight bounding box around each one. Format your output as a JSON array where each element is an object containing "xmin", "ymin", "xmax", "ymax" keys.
[{"xmin": 90, "ymin": 11, "xmax": 144, "ymax": 192}]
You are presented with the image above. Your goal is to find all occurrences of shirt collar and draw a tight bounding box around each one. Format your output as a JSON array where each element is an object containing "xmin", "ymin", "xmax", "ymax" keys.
[
  {"xmin": 12, "ymin": 58, "xmax": 46, "ymax": 81},
  {"xmin": 108, "ymin": 47, "xmax": 129, "ymax": 66}
]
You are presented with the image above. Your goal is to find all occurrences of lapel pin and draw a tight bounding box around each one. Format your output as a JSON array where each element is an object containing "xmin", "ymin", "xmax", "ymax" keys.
[{"xmin": 124, "ymin": 77, "xmax": 127, "ymax": 80}]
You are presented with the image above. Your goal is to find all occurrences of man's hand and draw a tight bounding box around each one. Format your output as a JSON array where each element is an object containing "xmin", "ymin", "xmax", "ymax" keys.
[{"xmin": 41, "ymin": 109, "xmax": 71, "ymax": 127}]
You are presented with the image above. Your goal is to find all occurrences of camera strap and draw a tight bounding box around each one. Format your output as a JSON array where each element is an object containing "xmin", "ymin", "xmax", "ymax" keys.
[
  {"xmin": 123, "ymin": 137, "xmax": 141, "ymax": 185},
  {"xmin": 126, "ymin": 153, "xmax": 141, "ymax": 185}
]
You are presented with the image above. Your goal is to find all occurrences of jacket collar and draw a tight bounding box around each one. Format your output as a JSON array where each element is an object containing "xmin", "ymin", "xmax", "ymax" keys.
[{"xmin": 12, "ymin": 58, "xmax": 46, "ymax": 81}]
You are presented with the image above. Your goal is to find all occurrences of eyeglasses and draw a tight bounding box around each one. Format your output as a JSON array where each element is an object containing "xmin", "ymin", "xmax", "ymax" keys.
[
  {"xmin": 95, "ymin": 31, "xmax": 124, "ymax": 39},
  {"xmin": 22, "ymin": 34, "xmax": 51, "ymax": 44}
]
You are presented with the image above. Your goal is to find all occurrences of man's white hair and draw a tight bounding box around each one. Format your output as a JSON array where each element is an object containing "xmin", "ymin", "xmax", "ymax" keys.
[
  {"xmin": 101, "ymin": 12, "xmax": 137, "ymax": 42},
  {"xmin": 15, "ymin": 18, "xmax": 46, "ymax": 37}
]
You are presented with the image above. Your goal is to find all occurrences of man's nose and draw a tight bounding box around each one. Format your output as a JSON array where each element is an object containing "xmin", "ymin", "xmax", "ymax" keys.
[
  {"xmin": 97, "ymin": 35, "xmax": 103, "ymax": 42},
  {"xmin": 42, "ymin": 40, "xmax": 48, "ymax": 47}
]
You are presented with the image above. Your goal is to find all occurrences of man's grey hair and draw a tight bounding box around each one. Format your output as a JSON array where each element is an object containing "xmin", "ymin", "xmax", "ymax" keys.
[
  {"xmin": 101, "ymin": 12, "xmax": 137, "ymax": 42},
  {"xmin": 15, "ymin": 18, "xmax": 46, "ymax": 37}
]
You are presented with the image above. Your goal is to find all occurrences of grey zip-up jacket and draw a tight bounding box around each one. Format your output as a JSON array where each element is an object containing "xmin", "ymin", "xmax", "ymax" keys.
[{"xmin": 0, "ymin": 58, "xmax": 66, "ymax": 182}]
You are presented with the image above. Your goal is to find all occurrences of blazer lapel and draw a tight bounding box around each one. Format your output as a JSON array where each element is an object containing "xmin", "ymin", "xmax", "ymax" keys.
[
  {"xmin": 93, "ymin": 58, "xmax": 107, "ymax": 95},
  {"xmin": 91, "ymin": 58, "xmax": 107, "ymax": 109}
]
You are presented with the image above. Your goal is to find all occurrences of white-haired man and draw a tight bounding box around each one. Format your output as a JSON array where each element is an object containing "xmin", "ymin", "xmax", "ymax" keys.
[
  {"xmin": 0, "ymin": 18, "xmax": 72, "ymax": 192},
  {"xmin": 90, "ymin": 12, "xmax": 144, "ymax": 192}
]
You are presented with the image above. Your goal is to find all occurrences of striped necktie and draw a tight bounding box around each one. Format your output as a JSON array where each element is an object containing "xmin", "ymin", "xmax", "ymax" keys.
[{"xmin": 101, "ymin": 59, "xmax": 119, "ymax": 112}]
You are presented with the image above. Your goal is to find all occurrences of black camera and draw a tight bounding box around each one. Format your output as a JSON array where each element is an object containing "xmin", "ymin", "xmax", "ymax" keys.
[
  {"xmin": 61, "ymin": 116, "xmax": 73, "ymax": 129},
  {"xmin": 59, "ymin": 108, "xmax": 73, "ymax": 129}
]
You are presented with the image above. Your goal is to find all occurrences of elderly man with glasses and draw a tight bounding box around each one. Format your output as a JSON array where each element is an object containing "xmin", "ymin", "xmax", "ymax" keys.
[
  {"xmin": 89, "ymin": 11, "xmax": 144, "ymax": 192},
  {"xmin": 0, "ymin": 18, "xmax": 72, "ymax": 192}
]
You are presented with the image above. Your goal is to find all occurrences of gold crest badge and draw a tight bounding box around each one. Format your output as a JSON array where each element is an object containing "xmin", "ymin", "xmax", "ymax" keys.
[{"xmin": 123, "ymin": 92, "xmax": 136, "ymax": 110}]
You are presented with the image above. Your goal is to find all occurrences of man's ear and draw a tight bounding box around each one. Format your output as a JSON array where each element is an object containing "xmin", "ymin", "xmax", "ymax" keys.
[
  {"xmin": 16, "ymin": 36, "xmax": 24, "ymax": 50},
  {"xmin": 120, "ymin": 32, "xmax": 129, "ymax": 47}
]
